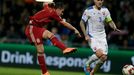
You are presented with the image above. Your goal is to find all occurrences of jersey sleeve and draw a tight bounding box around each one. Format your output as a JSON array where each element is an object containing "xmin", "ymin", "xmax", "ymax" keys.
[
  {"xmin": 105, "ymin": 8, "xmax": 112, "ymax": 23},
  {"xmin": 50, "ymin": 11, "xmax": 63, "ymax": 22},
  {"xmin": 81, "ymin": 9, "xmax": 90, "ymax": 23}
]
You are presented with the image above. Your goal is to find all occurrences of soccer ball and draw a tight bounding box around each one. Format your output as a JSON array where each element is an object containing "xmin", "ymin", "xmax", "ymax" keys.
[{"xmin": 122, "ymin": 64, "xmax": 134, "ymax": 75}]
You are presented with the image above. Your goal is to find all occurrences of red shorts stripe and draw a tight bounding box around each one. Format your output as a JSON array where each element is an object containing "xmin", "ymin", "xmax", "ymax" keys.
[{"xmin": 25, "ymin": 25, "xmax": 46, "ymax": 45}]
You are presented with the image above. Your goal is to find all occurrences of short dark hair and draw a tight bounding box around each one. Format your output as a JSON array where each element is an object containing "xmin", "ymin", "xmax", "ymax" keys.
[
  {"xmin": 48, "ymin": 2, "xmax": 64, "ymax": 9},
  {"xmin": 48, "ymin": 3, "xmax": 55, "ymax": 8},
  {"xmin": 54, "ymin": 2, "xmax": 64, "ymax": 9}
]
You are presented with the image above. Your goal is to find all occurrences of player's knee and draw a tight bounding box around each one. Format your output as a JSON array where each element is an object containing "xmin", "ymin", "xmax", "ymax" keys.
[
  {"xmin": 37, "ymin": 50, "xmax": 44, "ymax": 55},
  {"xmin": 96, "ymin": 49, "xmax": 103, "ymax": 58},
  {"xmin": 47, "ymin": 31, "xmax": 54, "ymax": 39},
  {"xmin": 43, "ymin": 30, "xmax": 54, "ymax": 39},
  {"xmin": 100, "ymin": 55, "xmax": 107, "ymax": 62},
  {"xmin": 49, "ymin": 33, "xmax": 55, "ymax": 39},
  {"xmin": 95, "ymin": 50, "xmax": 107, "ymax": 62},
  {"xmin": 35, "ymin": 44, "xmax": 45, "ymax": 56},
  {"xmin": 37, "ymin": 49, "xmax": 44, "ymax": 53}
]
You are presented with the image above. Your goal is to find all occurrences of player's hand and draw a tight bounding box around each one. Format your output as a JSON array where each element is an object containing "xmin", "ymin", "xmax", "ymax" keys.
[
  {"xmin": 114, "ymin": 28, "xmax": 122, "ymax": 32},
  {"xmin": 74, "ymin": 29, "xmax": 81, "ymax": 37},
  {"xmin": 85, "ymin": 35, "xmax": 91, "ymax": 43}
]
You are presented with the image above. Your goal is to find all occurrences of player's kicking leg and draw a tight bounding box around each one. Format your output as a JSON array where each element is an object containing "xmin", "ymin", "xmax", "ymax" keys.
[{"xmin": 43, "ymin": 30, "xmax": 77, "ymax": 54}]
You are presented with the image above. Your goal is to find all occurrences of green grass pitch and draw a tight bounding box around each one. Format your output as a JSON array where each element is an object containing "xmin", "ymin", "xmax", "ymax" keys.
[{"xmin": 0, "ymin": 67, "xmax": 118, "ymax": 75}]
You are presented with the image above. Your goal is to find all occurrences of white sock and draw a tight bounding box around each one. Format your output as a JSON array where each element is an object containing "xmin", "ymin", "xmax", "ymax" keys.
[
  {"xmin": 93, "ymin": 59, "xmax": 104, "ymax": 73},
  {"xmin": 86, "ymin": 54, "xmax": 99, "ymax": 66},
  {"xmin": 95, "ymin": 59, "xmax": 103, "ymax": 64}
]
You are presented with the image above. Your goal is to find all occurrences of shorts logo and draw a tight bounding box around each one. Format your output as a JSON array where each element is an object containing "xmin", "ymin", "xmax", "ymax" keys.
[{"xmin": 94, "ymin": 47, "xmax": 97, "ymax": 50}]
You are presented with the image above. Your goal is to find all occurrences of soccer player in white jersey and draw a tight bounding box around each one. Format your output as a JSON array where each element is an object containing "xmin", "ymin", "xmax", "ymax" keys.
[{"xmin": 80, "ymin": 0, "xmax": 121, "ymax": 75}]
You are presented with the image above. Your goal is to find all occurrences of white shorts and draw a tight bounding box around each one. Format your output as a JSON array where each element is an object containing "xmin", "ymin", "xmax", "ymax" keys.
[{"xmin": 88, "ymin": 38, "xmax": 108, "ymax": 55}]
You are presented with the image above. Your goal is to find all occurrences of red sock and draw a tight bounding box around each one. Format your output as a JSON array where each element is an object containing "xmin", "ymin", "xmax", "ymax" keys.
[
  {"xmin": 38, "ymin": 55, "xmax": 47, "ymax": 74},
  {"xmin": 50, "ymin": 36, "xmax": 67, "ymax": 50}
]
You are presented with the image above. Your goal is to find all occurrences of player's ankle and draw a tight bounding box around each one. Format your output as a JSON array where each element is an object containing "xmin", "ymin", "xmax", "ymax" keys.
[{"xmin": 42, "ymin": 71, "xmax": 50, "ymax": 75}]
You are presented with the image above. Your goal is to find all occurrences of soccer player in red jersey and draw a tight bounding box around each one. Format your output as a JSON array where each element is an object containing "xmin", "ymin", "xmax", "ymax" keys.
[{"xmin": 25, "ymin": 2, "xmax": 81, "ymax": 75}]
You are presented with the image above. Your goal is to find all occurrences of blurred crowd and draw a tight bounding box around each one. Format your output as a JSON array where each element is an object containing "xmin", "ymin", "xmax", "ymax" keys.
[{"xmin": 0, "ymin": 0, "xmax": 134, "ymax": 50}]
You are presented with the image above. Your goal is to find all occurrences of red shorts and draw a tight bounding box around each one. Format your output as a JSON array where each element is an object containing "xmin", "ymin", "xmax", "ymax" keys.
[{"xmin": 25, "ymin": 25, "xmax": 46, "ymax": 45}]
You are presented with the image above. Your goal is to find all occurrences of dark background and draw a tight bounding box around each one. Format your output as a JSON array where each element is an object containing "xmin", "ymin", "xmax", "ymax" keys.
[{"xmin": 0, "ymin": 0, "xmax": 134, "ymax": 50}]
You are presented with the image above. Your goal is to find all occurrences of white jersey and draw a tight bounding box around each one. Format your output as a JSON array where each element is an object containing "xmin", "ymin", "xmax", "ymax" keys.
[{"xmin": 82, "ymin": 6, "xmax": 111, "ymax": 39}]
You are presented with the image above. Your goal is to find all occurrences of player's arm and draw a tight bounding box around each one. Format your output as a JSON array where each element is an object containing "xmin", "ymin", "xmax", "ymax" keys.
[
  {"xmin": 51, "ymin": 10, "xmax": 81, "ymax": 37},
  {"xmin": 108, "ymin": 21, "xmax": 121, "ymax": 32},
  {"xmin": 80, "ymin": 20, "xmax": 86, "ymax": 37},
  {"xmin": 80, "ymin": 10, "xmax": 91, "ymax": 41},
  {"xmin": 105, "ymin": 8, "xmax": 121, "ymax": 32},
  {"xmin": 60, "ymin": 21, "xmax": 81, "ymax": 37},
  {"xmin": 80, "ymin": 20, "xmax": 91, "ymax": 41},
  {"xmin": 106, "ymin": 16, "xmax": 121, "ymax": 32}
]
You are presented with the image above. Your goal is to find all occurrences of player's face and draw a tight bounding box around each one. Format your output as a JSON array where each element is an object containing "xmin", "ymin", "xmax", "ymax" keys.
[
  {"xmin": 56, "ymin": 8, "xmax": 64, "ymax": 16},
  {"xmin": 94, "ymin": 0, "xmax": 104, "ymax": 8}
]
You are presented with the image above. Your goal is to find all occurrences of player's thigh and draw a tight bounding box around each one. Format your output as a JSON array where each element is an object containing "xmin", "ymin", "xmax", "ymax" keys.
[
  {"xmin": 96, "ymin": 49, "xmax": 103, "ymax": 57},
  {"xmin": 42, "ymin": 30, "xmax": 54, "ymax": 39},
  {"xmin": 100, "ymin": 39, "xmax": 108, "ymax": 55},
  {"xmin": 89, "ymin": 38, "xmax": 100, "ymax": 51},
  {"xmin": 30, "ymin": 26, "xmax": 46, "ymax": 45},
  {"xmin": 90, "ymin": 38, "xmax": 108, "ymax": 54}
]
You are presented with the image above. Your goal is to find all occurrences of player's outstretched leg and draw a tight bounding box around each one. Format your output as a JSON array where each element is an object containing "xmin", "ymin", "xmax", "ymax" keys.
[
  {"xmin": 43, "ymin": 30, "xmax": 77, "ymax": 54},
  {"xmin": 50, "ymin": 35, "xmax": 77, "ymax": 54}
]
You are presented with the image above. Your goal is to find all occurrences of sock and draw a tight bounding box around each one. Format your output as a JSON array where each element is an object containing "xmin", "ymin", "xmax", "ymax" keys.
[
  {"xmin": 38, "ymin": 55, "xmax": 47, "ymax": 74},
  {"xmin": 86, "ymin": 54, "xmax": 99, "ymax": 66},
  {"xmin": 50, "ymin": 36, "xmax": 67, "ymax": 50},
  {"xmin": 95, "ymin": 59, "xmax": 103, "ymax": 64},
  {"xmin": 93, "ymin": 59, "xmax": 103, "ymax": 73}
]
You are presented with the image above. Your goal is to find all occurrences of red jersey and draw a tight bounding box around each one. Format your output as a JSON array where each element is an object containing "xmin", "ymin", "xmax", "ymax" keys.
[{"xmin": 29, "ymin": 4, "xmax": 63, "ymax": 27}]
